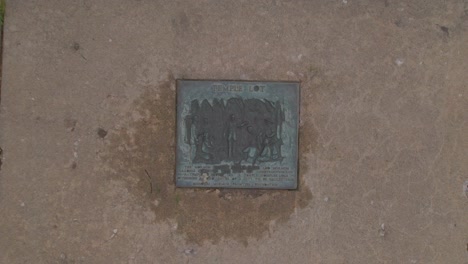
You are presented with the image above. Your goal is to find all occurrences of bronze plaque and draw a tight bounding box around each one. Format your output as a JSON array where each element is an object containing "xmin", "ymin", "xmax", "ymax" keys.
[{"xmin": 176, "ymin": 80, "xmax": 300, "ymax": 189}]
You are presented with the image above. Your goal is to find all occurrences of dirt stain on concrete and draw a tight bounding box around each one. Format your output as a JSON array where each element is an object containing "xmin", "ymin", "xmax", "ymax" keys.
[{"xmin": 100, "ymin": 75, "xmax": 315, "ymax": 245}]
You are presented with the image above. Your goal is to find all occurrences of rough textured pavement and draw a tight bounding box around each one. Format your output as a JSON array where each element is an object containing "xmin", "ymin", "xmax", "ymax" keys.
[{"xmin": 0, "ymin": 0, "xmax": 467, "ymax": 263}]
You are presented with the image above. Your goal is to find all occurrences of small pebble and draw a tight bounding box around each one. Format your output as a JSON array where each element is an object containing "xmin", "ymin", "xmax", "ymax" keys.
[
  {"xmin": 73, "ymin": 42, "xmax": 80, "ymax": 51},
  {"xmin": 184, "ymin": 248, "xmax": 195, "ymax": 255},
  {"xmin": 110, "ymin": 229, "xmax": 118, "ymax": 239},
  {"xmin": 323, "ymin": 197, "xmax": 329, "ymax": 202},
  {"xmin": 379, "ymin": 223, "xmax": 386, "ymax": 237},
  {"xmin": 395, "ymin": 58, "xmax": 405, "ymax": 66},
  {"xmin": 97, "ymin": 128, "xmax": 108, "ymax": 138},
  {"xmin": 153, "ymin": 199, "xmax": 160, "ymax": 207}
]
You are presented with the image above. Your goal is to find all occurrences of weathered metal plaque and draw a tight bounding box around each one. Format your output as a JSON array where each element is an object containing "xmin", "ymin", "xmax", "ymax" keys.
[{"xmin": 176, "ymin": 80, "xmax": 300, "ymax": 189}]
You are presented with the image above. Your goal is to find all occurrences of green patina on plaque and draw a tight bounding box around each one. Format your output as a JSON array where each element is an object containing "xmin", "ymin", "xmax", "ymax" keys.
[{"xmin": 176, "ymin": 80, "xmax": 300, "ymax": 189}]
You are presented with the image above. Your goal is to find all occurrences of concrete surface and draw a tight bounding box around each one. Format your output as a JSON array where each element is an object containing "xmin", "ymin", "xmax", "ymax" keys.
[{"xmin": 0, "ymin": 0, "xmax": 467, "ymax": 263}]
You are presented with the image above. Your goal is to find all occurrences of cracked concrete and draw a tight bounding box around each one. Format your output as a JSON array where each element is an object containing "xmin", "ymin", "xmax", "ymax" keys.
[{"xmin": 0, "ymin": 0, "xmax": 467, "ymax": 263}]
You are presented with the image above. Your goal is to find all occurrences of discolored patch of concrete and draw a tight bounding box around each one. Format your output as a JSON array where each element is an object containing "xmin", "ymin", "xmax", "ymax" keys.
[{"xmin": 100, "ymin": 75, "xmax": 314, "ymax": 245}]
